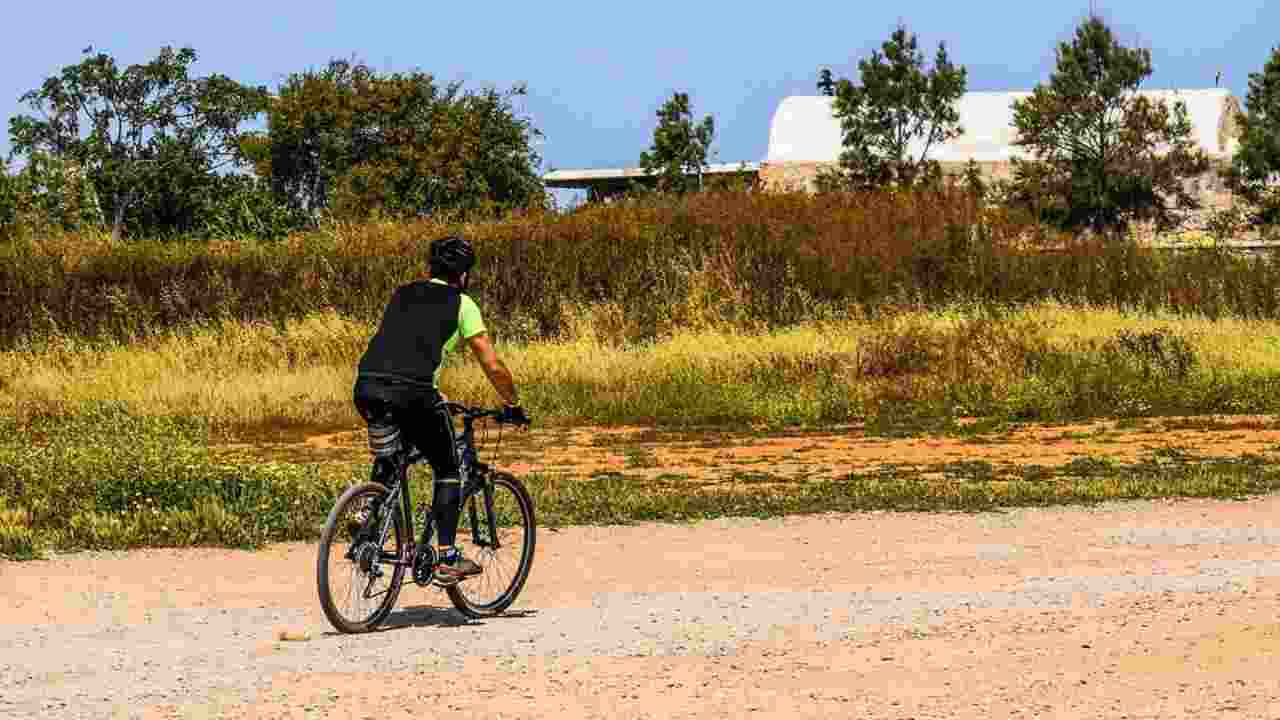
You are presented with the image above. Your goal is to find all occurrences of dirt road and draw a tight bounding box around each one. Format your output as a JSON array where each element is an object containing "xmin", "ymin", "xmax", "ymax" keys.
[{"xmin": 5, "ymin": 495, "xmax": 1280, "ymax": 718}]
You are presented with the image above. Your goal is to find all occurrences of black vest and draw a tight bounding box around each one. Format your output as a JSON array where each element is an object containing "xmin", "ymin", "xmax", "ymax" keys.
[{"xmin": 358, "ymin": 281, "xmax": 462, "ymax": 388}]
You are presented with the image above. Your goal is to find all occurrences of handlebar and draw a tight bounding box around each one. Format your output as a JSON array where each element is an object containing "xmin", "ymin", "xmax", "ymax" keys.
[{"xmin": 440, "ymin": 401, "xmax": 530, "ymax": 426}]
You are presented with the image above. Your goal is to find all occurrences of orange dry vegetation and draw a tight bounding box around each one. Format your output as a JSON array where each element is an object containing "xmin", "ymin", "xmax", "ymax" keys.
[{"xmin": 217, "ymin": 414, "xmax": 1280, "ymax": 486}]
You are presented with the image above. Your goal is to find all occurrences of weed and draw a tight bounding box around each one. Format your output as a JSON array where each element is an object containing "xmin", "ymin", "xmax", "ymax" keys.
[
  {"xmin": 728, "ymin": 471, "xmax": 787, "ymax": 485},
  {"xmin": 0, "ymin": 405, "xmax": 346, "ymax": 556},
  {"xmin": 938, "ymin": 460, "xmax": 1000, "ymax": 481},
  {"xmin": 1104, "ymin": 327, "xmax": 1197, "ymax": 381},
  {"xmin": 623, "ymin": 447, "xmax": 660, "ymax": 469},
  {"xmin": 11, "ymin": 189, "xmax": 1280, "ymax": 353},
  {"xmin": 5, "ymin": 403, "xmax": 1277, "ymax": 558}
]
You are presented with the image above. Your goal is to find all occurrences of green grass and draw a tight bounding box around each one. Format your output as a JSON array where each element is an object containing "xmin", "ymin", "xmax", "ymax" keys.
[
  {"xmin": 527, "ymin": 456, "xmax": 1280, "ymax": 527},
  {"xmin": 623, "ymin": 447, "xmax": 660, "ymax": 469},
  {"xmin": 0, "ymin": 407, "xmax": 349, "ymax": 557},
  {"xmin": 3, "ymin": 403, "xmax": 1276, "ymax": 559}
]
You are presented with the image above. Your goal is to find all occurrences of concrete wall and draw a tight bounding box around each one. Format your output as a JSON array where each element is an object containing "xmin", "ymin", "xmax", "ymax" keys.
[
  {"xmin": 760, "ymin": 91, "xmax": 1244, "ymax": 212},
  {"xmin": 760, "ymin": 159, "xmax": 1234, "ymax": 204}
]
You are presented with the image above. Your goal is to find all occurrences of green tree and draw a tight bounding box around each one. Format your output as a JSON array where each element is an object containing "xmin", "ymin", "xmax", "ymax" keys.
[
  {"xmin": 819, "ymin": 24, "xmax": 967, "ymax": 190},
  {"xmin": 246, "ymin": 60, "xmax": 545, "ymax": 221},
  {"xmin": 0, "ymin": 162, "xmax": 20, "ymax": 237},
  {"xmin": 0, "ymin": 154, "xmax": 110, "ymax": 239},
  {"xmin": 1009, "ymin": 16, "xmax": 1210, "ymax": 234},
  {"xmin": 8, "ymin": 46, "xmax": 269, "ymax": 239},
  {"xmin": 1227, "ymin": 45, "xmax": 1280, "ymax": 225},
  {"xmin": 638, "ymin": 92, "xmax": 716, "ymax": 194},
  {"xmin": 960, "ymin": 158, "xmax": 986, "ymax": 199}
]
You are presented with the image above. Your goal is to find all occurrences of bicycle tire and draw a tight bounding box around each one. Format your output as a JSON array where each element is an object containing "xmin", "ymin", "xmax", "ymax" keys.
[
  {"xmin": 446, "ymin": 472, "xmax": 536, "ymax": 618},
  {"xmin": 317, "ymin": 482, "xmax": 406, "ymax": 633}
]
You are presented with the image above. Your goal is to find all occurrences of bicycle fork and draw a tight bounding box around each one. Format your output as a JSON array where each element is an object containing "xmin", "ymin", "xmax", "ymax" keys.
[{"xmin": 467, "ymin": 478, "xmax": 502, "ymax": 551}]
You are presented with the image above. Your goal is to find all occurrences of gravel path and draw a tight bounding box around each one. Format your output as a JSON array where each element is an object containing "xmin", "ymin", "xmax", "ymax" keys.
[{"xmin": 5, "ymin": 497, "xmax": 1280, "ymax": 718}]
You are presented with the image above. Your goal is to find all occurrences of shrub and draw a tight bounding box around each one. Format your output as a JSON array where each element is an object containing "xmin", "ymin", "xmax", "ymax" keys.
[{"xmin": 8, "ymin": 189, "xmax": 1280, "ymax": 351}]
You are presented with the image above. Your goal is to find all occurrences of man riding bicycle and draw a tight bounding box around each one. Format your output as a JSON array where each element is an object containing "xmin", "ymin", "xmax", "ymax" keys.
[{"xmin": 353, "ymin": 234, "xmax": 527, "ymax": 584}]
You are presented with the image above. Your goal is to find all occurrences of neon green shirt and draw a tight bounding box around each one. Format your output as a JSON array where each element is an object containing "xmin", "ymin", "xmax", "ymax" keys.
[{"xmin": 430, "ymin": 278, "xmax": 487, "ymax": 386}]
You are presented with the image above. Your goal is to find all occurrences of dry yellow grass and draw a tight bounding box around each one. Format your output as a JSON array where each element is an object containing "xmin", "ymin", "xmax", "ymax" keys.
[{"xmin": 4, "ymin": 302, "xmax": 1279, "ymax": 432}]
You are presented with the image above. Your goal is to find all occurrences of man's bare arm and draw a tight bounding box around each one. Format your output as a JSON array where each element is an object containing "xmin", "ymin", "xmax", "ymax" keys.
[{"xmin": 466, "ymin": 333, "xmax": 519, "ymax": 406}]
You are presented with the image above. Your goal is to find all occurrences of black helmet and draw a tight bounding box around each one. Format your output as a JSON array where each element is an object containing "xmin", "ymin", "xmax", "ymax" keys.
[{"xmin": 428, "ymin": 235, "xmax": 476, "ymax": 276}]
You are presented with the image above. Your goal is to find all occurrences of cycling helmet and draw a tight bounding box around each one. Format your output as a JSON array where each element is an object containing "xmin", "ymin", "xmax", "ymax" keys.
[{"xmin": 428, "ymin": 235, "xmax": 476, "ymax": 276}]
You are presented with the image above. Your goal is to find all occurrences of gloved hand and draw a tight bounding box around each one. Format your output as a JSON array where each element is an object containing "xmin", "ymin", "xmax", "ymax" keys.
[{"xmin": 498, "ymin": 404, "xmax": 531, "ymax": 427}]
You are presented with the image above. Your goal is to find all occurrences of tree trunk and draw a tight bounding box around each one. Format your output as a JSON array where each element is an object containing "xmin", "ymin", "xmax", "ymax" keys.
[
  {"xmin": 110, "ymin": 191, "xmax": 134, "ymax": 242},
  {"xmin": 111, "ymin": 203, "xmax": 125, "ymax": 242}
]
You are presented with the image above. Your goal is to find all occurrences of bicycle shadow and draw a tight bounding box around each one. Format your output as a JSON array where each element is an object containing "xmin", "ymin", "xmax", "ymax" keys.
[
  {"xmin": 363, "ymin": 604, "xmax": 539, "ymax": 633},
  {"xmin": 381, "ymin": 605, "xmax": 475, "ymax": 630}
]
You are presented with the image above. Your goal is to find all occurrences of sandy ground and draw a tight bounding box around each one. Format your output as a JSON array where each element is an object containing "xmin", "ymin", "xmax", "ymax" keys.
[{"xmin": 6, "ymin": 494, "xmax": 1280, "ymax": 718}]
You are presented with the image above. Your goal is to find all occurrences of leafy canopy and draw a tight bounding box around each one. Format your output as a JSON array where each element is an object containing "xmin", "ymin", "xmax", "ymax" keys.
[
  {"xmin": 244, "ymin": 60, "xmax": 545, "ymax": 221},
  {"xmin": 638, "ymin": 92, "xmax": 716, "ymax": 194},
  {"xmin": 0, "ymin": 154, "xmax": 105, "ymax": 238},
  {"xmin": 7, "ymin": 46, "xmax": 269, "ymax": 239},
  {"xmin": 1009, "ymin": 16, "xmax": 1210, "ymax": 234},
  {"xmin": 819, "ymin": 25, "xmax": 967, "ymax": 190},
  {"xmin": 1227, "ymin": 45, "xmax": 1280, "ymax": 225}
]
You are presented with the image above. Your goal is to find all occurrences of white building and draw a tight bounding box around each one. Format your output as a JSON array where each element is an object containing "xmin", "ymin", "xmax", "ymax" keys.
[
  {"xmin": 760, "ymin": 90, "xmax": 1243, "ymax": 205},
  {"xmin": 544, "ymin": 89, "xmax": 1244, "ymax": 206}
]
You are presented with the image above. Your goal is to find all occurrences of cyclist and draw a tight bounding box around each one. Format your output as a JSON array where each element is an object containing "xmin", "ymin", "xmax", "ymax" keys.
[{"xmin": 352, "ymin": 234, "xmax": 528, "ymax": 584}]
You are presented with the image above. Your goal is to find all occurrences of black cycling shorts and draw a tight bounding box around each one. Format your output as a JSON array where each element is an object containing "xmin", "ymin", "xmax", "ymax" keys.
[{"xmin": 352, "ymin": 376, "xmax": 459, "ymax": 481}]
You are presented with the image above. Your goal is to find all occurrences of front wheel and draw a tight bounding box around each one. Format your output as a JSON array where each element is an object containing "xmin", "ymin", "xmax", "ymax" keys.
[
  {"xmin": 446, "ymin": 472, "xmax": 536, "ymax": 618},
  {"xmin": 317, "ymin": 482, "xmax": 406, "ymax": 633}
]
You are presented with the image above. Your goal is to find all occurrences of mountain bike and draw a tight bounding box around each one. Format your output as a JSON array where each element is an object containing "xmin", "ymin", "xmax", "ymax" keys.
[{"xmin": 316, "ymin": 402, "xmax": 535, "ymax": 633}]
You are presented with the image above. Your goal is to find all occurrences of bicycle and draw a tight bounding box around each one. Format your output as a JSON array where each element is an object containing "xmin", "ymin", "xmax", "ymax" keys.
[{"xmin": 316, "ymin": 402, "xmax": 535, "ymax": 633}]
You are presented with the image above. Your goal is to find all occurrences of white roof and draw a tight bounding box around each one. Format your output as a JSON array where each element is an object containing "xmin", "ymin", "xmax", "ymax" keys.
[
  {"xmin": 544, "ymin": 162, "xmax": 759, "ymax": 187},
  {"xmin": 765, "ymin": 90, "xmax": 1240, "ymax": 164}
]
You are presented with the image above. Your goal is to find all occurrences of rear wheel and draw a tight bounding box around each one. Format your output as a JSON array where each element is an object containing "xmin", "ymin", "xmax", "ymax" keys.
[
  {"xmin": 446, "ymin": 472, "xmax": 536, "ymax": 618},
  {"xmin": 317, "ymin": 482, "xmax": 406, "ymax": 633}
]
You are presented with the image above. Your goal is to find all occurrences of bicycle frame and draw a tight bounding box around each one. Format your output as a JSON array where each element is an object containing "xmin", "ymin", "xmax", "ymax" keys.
[{"xmin": 358, "ymin": 405, "xmax": 504, "ymax": 571}]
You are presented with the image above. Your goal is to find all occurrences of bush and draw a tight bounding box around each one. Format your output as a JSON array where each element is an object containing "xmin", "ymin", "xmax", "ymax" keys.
[
  {"xmin": 7, "ymin": 189, "xmax": 1280, "ymax": 351},
  {"xmin": 1104, "ymin": 328, "xmax": 1197, "ymax": 382}
]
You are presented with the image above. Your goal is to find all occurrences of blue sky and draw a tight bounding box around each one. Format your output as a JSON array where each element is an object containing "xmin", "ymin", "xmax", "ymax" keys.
[{"xmin": 1, "ymin": 1, "xmax": 1276, "ymax": 182}]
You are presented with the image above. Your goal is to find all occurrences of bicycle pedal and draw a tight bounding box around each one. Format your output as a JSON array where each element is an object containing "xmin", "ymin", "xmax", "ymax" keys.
[{"xmin": 432, "ymin": 567, "xmax": 481, "ymax": 587}]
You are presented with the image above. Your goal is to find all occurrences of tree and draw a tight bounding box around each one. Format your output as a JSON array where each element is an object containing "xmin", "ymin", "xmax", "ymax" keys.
[
  {"xmin": 960, "ymin": 158, "xmax": 986, "ymax": 199},
  {"xmin": 820, "ymin": 24, "xmax": 967, "ymax": 190},
  {"xmin": 8, "ymin": 46, "xmax": 269, "ymax": 239},
  {"xmin": 246, "ymin": 60, "xmax": 545, "ymax": 221},
  {"xmin": 1227, "ymin": 45, "xmax": 1280, "ymax": 225},
  {"xmin": 638, "ymin": 92, "xmax": 715, "ymax": 194},
  {"xmin": 0, "ymin": 153, "xmax": 105, "ymax": 236},
  {"xmin": 0, "ymin": 162, "xmax": 20, "ymax": 237},
  {"xmin": 1009, "ymin": 16, "xmax": 1210, "ymax": 234}
]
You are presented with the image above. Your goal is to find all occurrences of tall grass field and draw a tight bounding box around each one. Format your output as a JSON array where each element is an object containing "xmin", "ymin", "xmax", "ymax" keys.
[{"xmin": 5, "ymin": 189, "xmax": 1280, "ymax": 558}]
